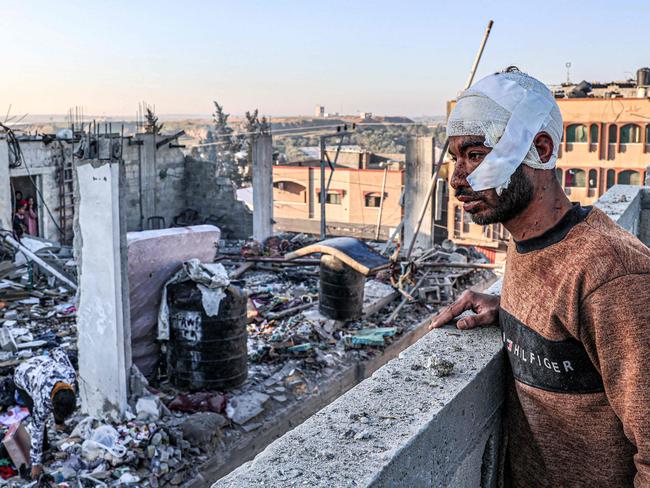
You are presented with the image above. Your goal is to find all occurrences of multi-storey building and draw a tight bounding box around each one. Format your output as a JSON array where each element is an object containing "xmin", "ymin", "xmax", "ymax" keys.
[
  {"xmin": 272, "ymin": 149, "xmax": 404, "ymax": 239},
  {"xmin": 448, "ymin": 71, "xmax": 650, "ymax": 261}
]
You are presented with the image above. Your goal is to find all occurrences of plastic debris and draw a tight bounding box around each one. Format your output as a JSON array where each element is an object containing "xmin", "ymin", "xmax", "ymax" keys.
[
  {"xmin": 136, "ymin": 396, "xmax": 162, "ymax": 421},
  {"xmin": 0, "ymin": 406, "xmax": 30, "ymax": 426}
]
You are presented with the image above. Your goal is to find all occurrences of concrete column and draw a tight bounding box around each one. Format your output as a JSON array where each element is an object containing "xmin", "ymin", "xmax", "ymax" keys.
[
  {"xmin": 75, "ymin": 159, "xmax": 131, "ymax": 418},
  {"xmin": 140, "ymin": 134, "xmax": 157, "ymax": 228},
  {"xmin": 404, "ymin": 136, "xmax": 435, "ymax": 251},
  {"xmin": 252, "ymin": 134, "xmax": 273, "ymax": 241},
  {"xmin": 0, "ymin": 140, "xmax": 11, "ymax": 231}
]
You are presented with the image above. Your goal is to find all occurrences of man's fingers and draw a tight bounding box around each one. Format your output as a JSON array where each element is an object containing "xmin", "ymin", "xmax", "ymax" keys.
[
  {"xmin": 457, "ymin": 311, "xmax": 496, "ymax": 330},
  {"xmin": 429, "ymin": 291, "xmax": 474, "ymax": 329}
]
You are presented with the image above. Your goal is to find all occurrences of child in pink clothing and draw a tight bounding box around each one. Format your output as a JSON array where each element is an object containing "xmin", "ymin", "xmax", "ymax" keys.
[{"xmin": 26, "ymin": 197, "xmax": 38, "ymax": 236}]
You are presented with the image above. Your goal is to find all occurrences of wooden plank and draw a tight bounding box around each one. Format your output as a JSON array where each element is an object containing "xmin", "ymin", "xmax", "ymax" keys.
[{"xmin": 230, "ymin": 262, "xmax": 255, "ymax": 279}]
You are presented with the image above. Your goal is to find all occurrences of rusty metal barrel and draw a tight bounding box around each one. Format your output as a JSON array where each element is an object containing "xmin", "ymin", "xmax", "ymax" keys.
[
  {"xmin": 319, "ymin": 255, "xmax": 365, "ymax": 320},
  {"xmin": 167, "ymin": 282, "xmax": 248, "ymax": 390}
]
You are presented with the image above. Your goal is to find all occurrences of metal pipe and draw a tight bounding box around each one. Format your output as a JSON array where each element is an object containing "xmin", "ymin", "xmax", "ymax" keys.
[
  {"xmin": 405, "ymin": 19, "xmax": 494, "ymax": 259},
  {"xmin": 465, "ymin": 20, "xmax": 494, "ymax": 90},
  {"xmin": 375, "ymin": 165, "xmax": 389, "ymax": 240},
  {"xmin": 319, "ymin": 137, "xmax": 327, "ymax": 239},
  {"xmin": 2, "ymin": 234, "xmax": 77, "ymax": 290}
]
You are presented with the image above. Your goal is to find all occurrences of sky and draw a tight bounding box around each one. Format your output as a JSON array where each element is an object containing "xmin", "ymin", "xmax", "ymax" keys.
[{"xmin": 2, "ymin": 0, "xmax": 649, "ymax": 118}]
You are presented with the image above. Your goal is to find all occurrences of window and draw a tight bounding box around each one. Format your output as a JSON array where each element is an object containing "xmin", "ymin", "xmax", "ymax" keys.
[
  {"xmin": 564, "ymin": 169, "xmax": 586, "ymax": 188},
  {"xmin": 325, "ymin": 192, "xmax": 341, "ymax": 205},
  {"xmin": 588, "ymin": 169, "xmax": 598, "ymax": 189},
  {"xmin": 589, "ymin": 124, "xmax": 599, "ymax": 144},
  {"xmin": 606, "ymin": 169, "xmax": 616, "ymax": 190},
  {"xmin": 316, "ymin": 190, "xmax": 343, "ymax": 205},
  {"xmin": 608, "ymin": 124, "xmax": 618, "ymax": 144},
  {"xmin": 364, "ymin": 192, "xmax": 386, "ymax": 208},
  {"xmin": 566, "ymin": 124, "xmax": 587, "ymax": 143},
  {"xmin": 484, "ymin": 225, "xmax": 493, "ymax": 240},
  {"xmin": 646, "ymin": 125, "xmax": 650, "ymax": 145},
  {"xmin": 273, "ymin": 180, "xmax": 307, "ymax": 203},
  {"xmin": 617, "ymin": 170, "xmax": 640, "ymax": 185},
  {"xmin": 620, "ymin": 124, "xmax": 641, "ymax": 144},
  {"xmin": 555, "ymin": 168, "xmax": 563, "ymax": 184},
  {"xmin": 454, "ymin": 206, "xmax": 461, "ymax": 237},
  {"xmin": 462, "ymin": 209, "xmax": 471, "ymax": 233}
]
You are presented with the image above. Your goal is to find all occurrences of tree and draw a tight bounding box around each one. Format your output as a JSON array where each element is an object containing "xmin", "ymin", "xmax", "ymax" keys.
[
  {"xmin": 144, "ymin": 108, "xmax": 164, "ymax": 135},
  {"xmin": 200, "ymin": 101, "xmax": 248, "ymax": 186},
  {"xmin": 239, "ymin": 109, "xmax": 272, "ymax": 184}
]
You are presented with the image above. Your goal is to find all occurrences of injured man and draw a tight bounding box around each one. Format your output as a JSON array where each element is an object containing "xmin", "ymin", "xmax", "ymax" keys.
[{"xmin": 430, "ymin": 67, "xmax": 650, "ymax": 487}]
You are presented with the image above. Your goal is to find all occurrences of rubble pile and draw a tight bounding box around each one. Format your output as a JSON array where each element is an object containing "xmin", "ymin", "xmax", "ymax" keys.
[{"xmin": 0, "ymin": 232, "xmax": 495, "ymax": 486}]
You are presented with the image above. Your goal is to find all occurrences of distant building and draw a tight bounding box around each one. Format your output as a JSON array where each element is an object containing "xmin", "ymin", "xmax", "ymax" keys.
[
  {"xmin": 447, "ymin": 69, "xmax": 650, "ymax": 262},
  {"xmin": 272, "ymin": 149, "xmax": 404, "ymax": 239},
  {"xmin": 315, "ymin": 105, "xmax": 325, "ymax": 117},
  {"xmin": 359, "ymin": 112, "xmax": 373, "ymax": 121}
]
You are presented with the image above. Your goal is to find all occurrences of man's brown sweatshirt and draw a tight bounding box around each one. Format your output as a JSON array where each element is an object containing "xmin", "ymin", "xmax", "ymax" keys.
[{"xmin": 501, "ymin": 203, "xmax": 650, "ymax": 487}]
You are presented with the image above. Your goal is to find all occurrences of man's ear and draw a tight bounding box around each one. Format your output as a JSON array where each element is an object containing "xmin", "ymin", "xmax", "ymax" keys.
[{"xmin": 534, "ymin": 132, "xmax": 554, "ymax": 163}]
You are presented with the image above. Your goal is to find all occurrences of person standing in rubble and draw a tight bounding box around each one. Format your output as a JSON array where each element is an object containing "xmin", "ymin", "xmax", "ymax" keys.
[
  {"xmin": 430, "ymin": 68, "xmax": 650, "ymax": 487},
  {"xmin": 12, "ymin": 203, "xmax": 27, "ymax": 240},
  {"xmin": 26, "ymin": 196, "xmax": 38, "ymax": 236},
  {"xmin": 13, "ymin": 348, "xmax": 77, "ymax": 479},
  {"xmin": 13, "ymin": 190, "xmax": 23, "ymax": 210}
]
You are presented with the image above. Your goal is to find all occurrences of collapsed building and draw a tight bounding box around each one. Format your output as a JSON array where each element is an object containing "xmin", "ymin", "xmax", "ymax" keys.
[
  {"xmin": 2, "ymin": 117, "xmax": 648, "ymax": 487},
  {"xmin": 0, "ymin": 124, "xmax": 504, "ymax": 486},
  {"xmin": 0, "ymin": 130, "xmax": 253, "ymax": 244}
]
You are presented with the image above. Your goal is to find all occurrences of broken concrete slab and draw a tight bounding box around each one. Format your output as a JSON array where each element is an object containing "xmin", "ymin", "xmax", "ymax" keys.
[
  {"xmin": 136, "ymin": 396, "xmax": 162, "ymax": 421},
  {"xmin": 182, "ymin": 412, "xmax": 226, "ymax": 447},
  {"xmin": 226, "ymin": 391, "xmax": 269, "ymax": 425}
]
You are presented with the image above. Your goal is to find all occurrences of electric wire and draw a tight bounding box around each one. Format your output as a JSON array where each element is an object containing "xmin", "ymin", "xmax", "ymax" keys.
[{"xmin": 1, "ymin": 122, "xmax": 65, "ymax": 238}]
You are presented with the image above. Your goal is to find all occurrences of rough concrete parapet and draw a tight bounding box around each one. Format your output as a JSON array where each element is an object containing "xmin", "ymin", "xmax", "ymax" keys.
[
  {"xmin": 215, "ymin": 326, "xmax": 504, "ymax": 488},
  {"xmin": 595, "ymin": 184, "xmax": 648, "ymax": 236}
]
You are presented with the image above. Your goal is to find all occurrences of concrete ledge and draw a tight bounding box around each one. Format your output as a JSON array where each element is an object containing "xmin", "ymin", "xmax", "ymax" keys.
[
  {"xmin": 214, "ymin": 326, "xmax": 504, "ymax": 487},
  {"xmin": 594, "ymin": 184, "xmax": 647, "ymax": 235}
]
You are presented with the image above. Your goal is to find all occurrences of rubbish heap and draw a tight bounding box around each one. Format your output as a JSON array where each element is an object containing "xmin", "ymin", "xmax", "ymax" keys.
[{"xmin": 0, "ymin": 232, "xmax": 495, "ymax": 486}]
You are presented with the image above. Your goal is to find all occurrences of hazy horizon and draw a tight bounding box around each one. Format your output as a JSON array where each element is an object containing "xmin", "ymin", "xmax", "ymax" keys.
[{"xmin": 2, "ymin": 0, "xmax": 649, "ymax": 118}]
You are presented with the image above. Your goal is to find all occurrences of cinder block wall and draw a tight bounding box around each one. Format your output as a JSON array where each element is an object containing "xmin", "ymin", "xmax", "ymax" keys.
[
  {"xmin": 6, "ymin": 134, "xmax": 253, "ymax": 243},
  {"xmin": 122, "ymin": 135, "xmax": 189, "ymax": 232},
  {"xmin": 120, "ymin": 135, "xmax": 252, "ymax": 239},
  {"xmin": 184, "ymin": 158, "xmax": 253, "ymax": 239}
]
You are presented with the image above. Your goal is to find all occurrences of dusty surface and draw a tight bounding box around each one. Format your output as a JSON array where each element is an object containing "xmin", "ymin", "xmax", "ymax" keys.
[{"xmin": 215, "ymin": 325, "xmax": 503, "ymax": 487}]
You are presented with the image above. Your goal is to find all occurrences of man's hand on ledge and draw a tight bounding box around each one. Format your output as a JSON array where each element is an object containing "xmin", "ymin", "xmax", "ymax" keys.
[{"xmin": 429, "ymin": 290, "xmax": 500, "ymax": 330}]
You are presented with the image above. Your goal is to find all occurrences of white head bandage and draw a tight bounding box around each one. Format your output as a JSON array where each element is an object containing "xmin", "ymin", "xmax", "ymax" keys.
[{"xmin": 447, "ymin": 70, "xmax": 562, "ymax": 194}]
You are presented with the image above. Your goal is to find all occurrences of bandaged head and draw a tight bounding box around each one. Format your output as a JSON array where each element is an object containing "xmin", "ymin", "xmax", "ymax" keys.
[{"xmin": 446, "ymin": 69, "xmax": 563, "ymax": 194}]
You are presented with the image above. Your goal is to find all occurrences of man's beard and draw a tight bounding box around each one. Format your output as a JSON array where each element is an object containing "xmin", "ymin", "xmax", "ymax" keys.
[{"xmin": 457, "ymin": 165, "xmax": 534, "ymax": 225}]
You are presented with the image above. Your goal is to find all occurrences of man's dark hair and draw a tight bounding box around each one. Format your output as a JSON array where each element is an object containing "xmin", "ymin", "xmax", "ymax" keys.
[
  {"xmin": 52, "ymin": 389, "xmax": 76, "ymax": 424},
  {"xmin": 502, "ymin": 65, "xmax": 521, "ymax": 73}
]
